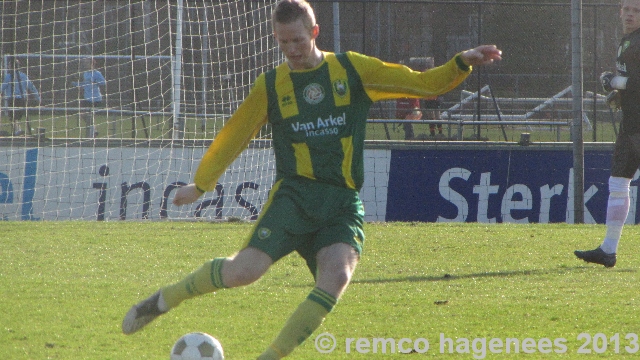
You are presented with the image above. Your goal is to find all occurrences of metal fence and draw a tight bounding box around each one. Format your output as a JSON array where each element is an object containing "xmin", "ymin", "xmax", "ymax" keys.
[{"xmin": 0, "ymin": 1, "xmax": 624, "ymax": 141}]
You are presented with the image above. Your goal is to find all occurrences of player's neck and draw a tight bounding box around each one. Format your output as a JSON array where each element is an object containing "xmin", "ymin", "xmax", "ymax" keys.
[
  {"xmin": 310, "ymin": 48, "xmax": 324, "ymax": 68},
  {"xmin": 287, "ymin": 48, "xmax": 324, "ymax": 70}
]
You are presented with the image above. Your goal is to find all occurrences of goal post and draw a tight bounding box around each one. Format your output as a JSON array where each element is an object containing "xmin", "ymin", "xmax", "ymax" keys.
[{"xmin": 0, "ymin": 0, "xmax": 281, "ymax": 221}]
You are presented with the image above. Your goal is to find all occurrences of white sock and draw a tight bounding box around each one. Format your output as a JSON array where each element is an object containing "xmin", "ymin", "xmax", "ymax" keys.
[{"xmin": 601, "ymin": 177, "xmax": 631, "ymax": 254}]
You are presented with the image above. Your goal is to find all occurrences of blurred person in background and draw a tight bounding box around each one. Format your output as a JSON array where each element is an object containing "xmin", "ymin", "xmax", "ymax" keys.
[
  {"xmin": 73, "ymin": 58, "xmax": 106, "ymax": 138},
  {"xmin": 1, "ymin": 58, "xmax": 41, "ymax": 136}
]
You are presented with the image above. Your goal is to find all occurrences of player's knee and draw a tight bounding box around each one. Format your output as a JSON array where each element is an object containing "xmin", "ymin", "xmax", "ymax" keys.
[
  {"xmin": 332, "ymin": 268, "xmax": 353, "ymax": 289},
  {"xmin": 316, "ymin": 266, "xmax": 354, "ymax": 297}
]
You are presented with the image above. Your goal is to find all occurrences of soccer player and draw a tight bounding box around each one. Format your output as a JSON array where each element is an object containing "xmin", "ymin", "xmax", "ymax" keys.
[
  {"xmin": 575, "ymin": 0, "xmax": 640, "ymax": 268},
  {"xmin": 122, "ymin": 1, "xmax": 501, "ymax": 358},
  {"xmin": 73, "ymin": 58, "xmax": 106, "ymax": 138}
]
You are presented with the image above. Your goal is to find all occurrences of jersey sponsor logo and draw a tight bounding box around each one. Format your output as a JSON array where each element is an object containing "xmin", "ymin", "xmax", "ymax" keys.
[
  {"xmin": 290, "ymin": 112, "xmax": 346, "ymax": 137},
  {"xmin": 303, "ymin": 83, "xmax": 325, "ymax": 104},
  {"xmin": 333, "ymin": 79, "xmax": 348, "ymax": 97},
  {"xmin": 258, "ymin": 227, "xmax": 271, "ymax": 240}
]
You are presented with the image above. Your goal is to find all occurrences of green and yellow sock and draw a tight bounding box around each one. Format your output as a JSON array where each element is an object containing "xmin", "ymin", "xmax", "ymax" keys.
[
  {"xmin": 160, "ymin": 257, "xmax": 227, "ymax": 310},
  {"xmin": 257, "ymin": 287, "xmax": 337, "ymax": 360}
]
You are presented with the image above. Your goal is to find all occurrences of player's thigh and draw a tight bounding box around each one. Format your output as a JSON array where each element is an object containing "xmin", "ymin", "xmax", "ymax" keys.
[
  {"xmin": 297, "ymin": 195, "xmax": 365, "ymax": 276},
  {"xmin": 244, "ymin": 189, "xmax": 305, "ymax": 263},
  {"xmin": 611, "ymin": 133, "xmax": 640, "ymax": 178},
  {"xmin": 312, "ymin": 217, "xmax": 364, "ymax": 295}
]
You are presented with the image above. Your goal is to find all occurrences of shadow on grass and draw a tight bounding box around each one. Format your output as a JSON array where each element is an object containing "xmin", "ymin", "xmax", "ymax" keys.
[
  {"xmin": 351, "ymin": 266, "xmax": 636, "ymax": 285},
  {"xmin": 285, "ymin": 266, "xmax": 636, "ymax": 288}
]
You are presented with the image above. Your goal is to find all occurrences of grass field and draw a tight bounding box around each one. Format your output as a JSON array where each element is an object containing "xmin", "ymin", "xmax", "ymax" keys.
[
  {"xmin": 2, "ymin": 221, "xmax": 639, "ymax": 359},
  {"xmin": 1, "ymin": 112, "xmax": 621, "ymax": 143}
]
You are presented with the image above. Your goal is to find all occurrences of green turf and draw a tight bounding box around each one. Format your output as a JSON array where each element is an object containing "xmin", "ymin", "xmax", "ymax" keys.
[
  {"xmin": 1, "ymin": 221, "xmax": 639, "ymax": 359},
  {"xmin": 2, "ymin": 113, "xmax": 621, "ymax": 143}
]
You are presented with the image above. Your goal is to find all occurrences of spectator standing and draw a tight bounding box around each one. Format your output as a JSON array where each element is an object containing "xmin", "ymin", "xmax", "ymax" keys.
[
  {"xmin": 395, "ymin": 57, "xmax": 443, "ymax": 140},
  {"xmin": 73, "ymin": 58, "xmax": 106, "ymax": 138},
  {"xmin": 1, "ymin": 58, "xmax": 41, "ymax": 136}
]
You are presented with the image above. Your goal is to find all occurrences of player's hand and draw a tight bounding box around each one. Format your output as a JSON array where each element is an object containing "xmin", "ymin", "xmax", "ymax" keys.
[
  {"xmin": 600, "ymin": 72, "xmax": 615, "ymax": 92},
  {"xmin": 606, "ymin": 90, "xmax": 621, "ymax": 111},
  {"xmin": 173, "ymin": 183, "xmax": 204, "ymax": 206},
  {"xmin": 460, "ymin": 45, "xmax": 502, "ymax": 66}
]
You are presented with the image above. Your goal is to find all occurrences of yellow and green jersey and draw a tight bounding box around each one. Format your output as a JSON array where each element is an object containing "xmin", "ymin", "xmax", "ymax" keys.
[{"xmin": 194, "ymin": 51, "xmax": 471, "ymax": 192}]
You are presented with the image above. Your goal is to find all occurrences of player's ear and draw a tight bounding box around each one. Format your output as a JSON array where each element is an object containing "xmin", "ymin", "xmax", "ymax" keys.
[{"xmin": 311, "ymin": 24, "xmax": 319, "ymax": 39}]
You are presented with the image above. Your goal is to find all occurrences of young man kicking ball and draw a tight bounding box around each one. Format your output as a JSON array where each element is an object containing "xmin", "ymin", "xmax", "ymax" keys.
[{"xmin": 122, "ymin": 1, "xmax": 502, "ymax": 358}]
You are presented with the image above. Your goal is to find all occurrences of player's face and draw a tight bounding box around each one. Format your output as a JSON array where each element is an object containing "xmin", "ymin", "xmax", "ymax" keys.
[
  {"xmin": 274, "ymin": 19, "xmax": 320, "ymax": 70},
  {"xmin": 621, "ymin": 0, "xmax": 640, "ymax": 34}
]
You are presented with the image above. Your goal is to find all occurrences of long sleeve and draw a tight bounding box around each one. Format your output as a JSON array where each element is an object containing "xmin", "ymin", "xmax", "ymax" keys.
[
  {"xmin": 94, "ymin": 71, "xmax": 106, "ymax": 86},
  {"xmin": 623, "ymin": 42, "xmax": 640, "ymax": 91},
  {"xmin": 193, "ymin": 74, "xmax": 269, "ymax": 191},
  {"xmin": 346, "ymin": 51, "xmax": 471, "ymax": 102},
  {"xmin": 24, "ymin": 74, "xmax": 40, "ymax": 102}
]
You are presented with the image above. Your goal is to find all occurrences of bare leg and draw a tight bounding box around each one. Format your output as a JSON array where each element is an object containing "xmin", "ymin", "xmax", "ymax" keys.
[{"xmin": 315, "ymin": 242, "xmax": 359, "ymax": 297}]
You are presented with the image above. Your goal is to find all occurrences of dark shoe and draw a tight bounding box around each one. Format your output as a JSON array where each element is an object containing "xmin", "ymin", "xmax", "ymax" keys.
[
  {"xmin": 122, "ymin": 290, "xmax": 167, "ymax": 334},
  {"xmin": 574, "ymin": 247, "xmax": 616, "ymax": 268}
]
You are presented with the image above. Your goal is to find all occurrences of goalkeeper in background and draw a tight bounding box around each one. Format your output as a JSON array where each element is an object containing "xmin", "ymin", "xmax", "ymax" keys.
[
  {"xmin": 122, "ymin": 0, "xmax": 501, "ymax": 358},
  {"xmin": 575, "ymin": 0, "xmax": 640, "ymax": 268}
]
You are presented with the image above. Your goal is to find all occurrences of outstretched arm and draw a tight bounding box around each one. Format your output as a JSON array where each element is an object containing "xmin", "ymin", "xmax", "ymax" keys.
[{"xmin": 460, "ymin": 45, "xmax": 502, "ymax": 67}]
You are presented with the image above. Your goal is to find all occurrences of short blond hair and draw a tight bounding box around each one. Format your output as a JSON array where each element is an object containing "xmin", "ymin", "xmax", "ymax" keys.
[{"xmin": 272, "ymin": 0, "xmax": 316, "ymax": 30}]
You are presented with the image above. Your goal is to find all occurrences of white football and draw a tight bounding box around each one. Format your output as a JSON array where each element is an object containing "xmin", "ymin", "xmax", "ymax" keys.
[{"xmin": 170, "ymin": 332, "xmax": 224, "ymax": 360}]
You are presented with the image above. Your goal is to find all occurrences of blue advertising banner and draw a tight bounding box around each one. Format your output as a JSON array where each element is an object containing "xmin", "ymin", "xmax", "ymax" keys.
[{"xmin": 385, "ymin": 149, "xmax": 632, "ymax": 224}]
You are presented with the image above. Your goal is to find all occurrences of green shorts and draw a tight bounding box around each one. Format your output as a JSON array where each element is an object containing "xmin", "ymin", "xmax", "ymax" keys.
[{"xmin": 244, "ymin": 176, "xmax": 365, "ymax": 277}]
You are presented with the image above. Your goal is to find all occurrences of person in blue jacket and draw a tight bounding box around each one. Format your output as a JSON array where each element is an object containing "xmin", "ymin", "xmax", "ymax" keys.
[
  {"xmin": 1, "ymin": 58, "xmax": 41, "ymax": 136},
  {"xmin": 73, "ymin": 58, "xmax": 106, "ymax": 138}
]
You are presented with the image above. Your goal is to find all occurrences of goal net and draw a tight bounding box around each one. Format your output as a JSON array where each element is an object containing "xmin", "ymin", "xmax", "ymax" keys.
[{"xmin": 0, "ymin": 0, "xmax": 280, "ymax": 221}]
